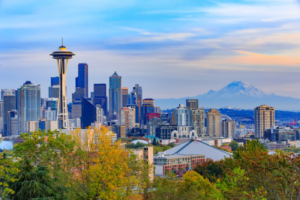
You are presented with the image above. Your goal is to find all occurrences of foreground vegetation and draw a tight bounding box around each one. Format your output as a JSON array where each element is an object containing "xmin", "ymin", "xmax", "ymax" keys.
[{"xmin": 1, "ymin": 129, "xmax": 300, "ymax": 199}]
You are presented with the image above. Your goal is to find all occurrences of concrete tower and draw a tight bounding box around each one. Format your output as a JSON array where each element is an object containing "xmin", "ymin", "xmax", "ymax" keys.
[{"xmin": 50, "ymin": 40, "xmax": 75, "ymax": 129}]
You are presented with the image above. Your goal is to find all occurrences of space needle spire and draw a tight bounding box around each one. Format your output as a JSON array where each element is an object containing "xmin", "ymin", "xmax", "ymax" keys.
[{"xmin": 50, "ymin": 40, "xmax": 75, "ymax": 129}]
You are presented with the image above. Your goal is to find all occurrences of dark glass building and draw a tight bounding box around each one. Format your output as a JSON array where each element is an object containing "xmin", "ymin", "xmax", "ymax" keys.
[
  {"xmin": 109, "ymin": 72, "xmax": 122, "ymax": 118},
  {"xmin": 93, "ymin": 84, "xmax": 107, "ymax": 116},
  {"xmin": 81, "ymin": 98, "xmax": 96, "ymax": 129},
  {"xmin": 76, "ymin": 63, "xmax": 88, "ymax": 98},
  {"xmin": 186, "ymin": 99, "xmax": 198, "ymax": 110},
  {"xmin": 51, "ymin": 77, "xmax": 59, "ymax": 86},
  {"xmin": 141, "ymin": 104, "xmax": 154, "ymax": 125},
  {"xmin": 3, "ymin": 93, "xmax": 16, "ymax": 136}
]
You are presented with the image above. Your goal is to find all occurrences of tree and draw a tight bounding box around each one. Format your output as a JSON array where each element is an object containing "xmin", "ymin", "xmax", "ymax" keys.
[
  {"xmin": 13, "ymin": 129, "xmax": 76, "ymax": 196},
  {"xmin": 194, "ymin": 158, "xmax": 227, "ymax": 182},
  {"xmin": 229, "ymin": 140, "xmax": 239, "ymax": 151},
  {"xmin": 233, "ymin": 139, "xmax": 267, "ymax": 160},
  {"xmin": 70, "ymin": 127, "xmax": 141, "ymax": 200},
  {"xmin": 180, "ymin": 171, "xmax": 221, "ymax": 199},
  {"xmin": 7, "ymin": 160, "xmax": 67, "ymax": 200},
  {"xmin": 0, "ymin": 153, "xmax": 19, "ymax": 198},
  {"xmin": 216, "ymin": 167, "xmax": 267, "ymax": 200}
]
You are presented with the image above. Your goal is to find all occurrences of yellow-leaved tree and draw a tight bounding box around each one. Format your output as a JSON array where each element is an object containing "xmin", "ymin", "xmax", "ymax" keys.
[{"xmin": 69, "ymin": 126, "xmax": 141, "ymax": 200}]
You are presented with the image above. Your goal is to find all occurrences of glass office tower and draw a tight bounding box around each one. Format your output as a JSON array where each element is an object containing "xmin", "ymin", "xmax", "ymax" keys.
[
  {"xmin": 109, "ymin": 72, "xmax": 122, "ymax": 118},
  {"xmin": 76, "ymin": 63, "xmax": 88, "ymax": 98},
  {"xmin": 93, "ymin": 84, "xmax": 107, "ymax": 116}
]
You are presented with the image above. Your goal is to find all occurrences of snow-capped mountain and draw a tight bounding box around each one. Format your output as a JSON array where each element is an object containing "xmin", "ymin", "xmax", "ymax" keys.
[{"xmin": 155, "ymin": 81, "xmax": 300, "ymax": 110}]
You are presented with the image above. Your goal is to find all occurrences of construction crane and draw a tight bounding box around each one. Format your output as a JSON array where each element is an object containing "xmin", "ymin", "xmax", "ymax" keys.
[{"xmin": 288, "ymin": 115, "xmax": 297, "ymax": 126}]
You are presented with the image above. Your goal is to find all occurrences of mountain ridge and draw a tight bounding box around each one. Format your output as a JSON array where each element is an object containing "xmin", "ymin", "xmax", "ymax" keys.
[{"xmin": 155, "ymin": 81, "xmax": 300, "ymax": 110}]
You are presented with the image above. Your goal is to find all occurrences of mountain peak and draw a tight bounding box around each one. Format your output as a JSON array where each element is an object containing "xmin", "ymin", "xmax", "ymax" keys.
[{"xmin": 218, "ymin": 81, "xmax": 267, "ymax": 97}]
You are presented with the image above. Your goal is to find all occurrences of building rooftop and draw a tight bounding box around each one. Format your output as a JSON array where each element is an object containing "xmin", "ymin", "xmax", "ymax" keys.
[{"xmin": 162, "ymin": 139, "xmax": 231, "ymax": 161}]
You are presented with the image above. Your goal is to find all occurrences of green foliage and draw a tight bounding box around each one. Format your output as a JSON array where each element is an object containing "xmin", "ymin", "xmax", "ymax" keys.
[
  {"xmin": 0, "ymin": 153, "xmax": 19, "ymax": 198},
  {"xmin": 229, "ymin": 140, "xmax": 239, "ymax": 151},
  {"xmin": 7, "ymin": 160, "xmax": 68, "ymax": 200},
  {"xmin": 125, "ymin": 141, "xmax": 150, "ymax": 149},
  {"xmin": 284, "ymin": 146, "xmax": 300, "ymax": 153},
  {"xmin": 217, "ymin": 167, "xmax": 267, "ymax": 200},
  {"xmin": 153, "ymin": 145, "xmax": 172, "ymax": 154},
  {"xmin": 168, "ymin": 143, "xmax": 175, "ymax": 148},
  {"xmin": 194, "ymin": 158, "xmax": 233, "ymax": 183},
  {"xmin": 233, "ymin": 139, "xmax": 267, "ymax": 160},
  {"xmin": 13, "ymin": 130, "xmax": 77, "ymax": 198}
]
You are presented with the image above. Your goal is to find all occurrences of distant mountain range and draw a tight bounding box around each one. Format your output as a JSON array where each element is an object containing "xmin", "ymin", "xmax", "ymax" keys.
[{"xmin": 155, "ymin": 81, "xmax": 300, "ymax": 110}]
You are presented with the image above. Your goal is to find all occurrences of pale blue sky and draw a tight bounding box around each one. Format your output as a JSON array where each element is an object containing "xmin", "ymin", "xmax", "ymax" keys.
[{"xmin": 0, "ymin": 0, "xmax": 300, "ymax": 100}]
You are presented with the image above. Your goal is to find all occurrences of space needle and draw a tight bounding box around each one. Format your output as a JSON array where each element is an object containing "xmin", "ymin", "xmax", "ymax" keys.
[{"xmin": 50, "ymin": 39, "xmax": 75, "ymax": 129}]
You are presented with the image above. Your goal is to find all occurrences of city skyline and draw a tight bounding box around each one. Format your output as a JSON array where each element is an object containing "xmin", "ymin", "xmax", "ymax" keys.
[{"xmin": 1, "ymin": 0, "xmax": 300, "ymax": 100}]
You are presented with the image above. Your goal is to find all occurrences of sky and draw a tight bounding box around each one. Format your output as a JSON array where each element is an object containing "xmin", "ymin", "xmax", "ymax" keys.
[{"xmin": 0, "ymin": 0, "xmax": 300, "ymax": 100}]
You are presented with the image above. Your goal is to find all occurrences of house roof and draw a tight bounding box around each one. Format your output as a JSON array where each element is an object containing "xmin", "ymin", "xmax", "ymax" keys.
[{"xmin": 163, "ymin": 140, "xmax": 231, "ymax": 161}]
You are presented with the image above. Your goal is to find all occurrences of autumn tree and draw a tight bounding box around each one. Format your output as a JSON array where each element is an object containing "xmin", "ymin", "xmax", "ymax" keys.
[{"xmin": 70, "ymin": 127, "xmax": 141, "ymax": 200}]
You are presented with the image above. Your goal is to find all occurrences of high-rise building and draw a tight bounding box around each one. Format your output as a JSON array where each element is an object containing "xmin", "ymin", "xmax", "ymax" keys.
[
  {"xmin": 109, "ymin": 72, "xmax": 122, "ymax": 118},
  {"xmin": 17, "ymin": 81, "xmax": 41, "ymax": 134},
  {"xmin": 76, "ymin": 63, "xmax": 89, "ymax": 98},
  {"xmin": 51, "ymin": 77, "xmax": 59, "ymax": 86},
  {"xmin": 192, "ymin": 108, "xmax": 206, "ymax": 137},
  {"xmin": 93, "ymin": 84, "xmax": 107, "ymax": 116},
  {"xmin": 143, "ymin": 98, "xmax": 154, "ymax": 107},
  {"xmin": 49, "ymin": 85, "xmax": 59, "ymax": 98},
  {"xmin": 174, "ymin": 104, "xmax": 192, "ymax": 126},
  {"xmin": 7, "ymin": 110, "xmax": 18, "ymax": 136},
  {"xmin": 206, "ymin": 109, "xmax": 221, "ymax": 138},
  {"xmin": 254, "ymin": 105, "xmax": 275, "ymax": 139},
  {"xmin": 71, "ymin": 99, "xmax": 82, "ymax": 119},
  {"xmin": 147, "ymin": 117, "xmax": 163, "ymax": 136},
  {"xmin": 186, "ymin": 99, "xmax": 198, "ymax": 110},
  {"xmin": 141, "ymin": 104, "xmax": 155, "ymax": 126},
  {"xmin": 81, "ymin": 97, "xmax": 96, "ymax": 129},
  {"xmin": 3, "ymin": 93, "xmax": 16, "ymax": 136},
  {"xmin": 134, "ymin": 85, "xmax": 142, "ymax": 124},
  {"xmin": 1, "ymin": 89, "xmax": 15, "ymax": 100},
  {"xmin": 46, "ymin": 98, "xmax": 58, "ymax": 111},
  {"xmin": 50, "ymin": 42, "xmax": 75, "ymax": 129},
  {"xmin": 221, "ymin": 119, "xmax": 235, "ymax": 138},
  {"xmin": 72, "ymin": 87, "xmax": 85, "ymax": 102},
  {"xmin": 0, "ymin": 100, "xmax": 3, "ymax": 134},
  {"xmin": 45, "ymin": 107, "xmax": 57, "ymax": 121},
  {"xmin": 95, "ymin": 105, "xmax": 104, "ymax": 126},
  {"xmin": 119, "ymin": 107, "xmax": 136, "ymax": 130},
  {"xmin": 127, "ymin": 104, "xmax": 139, "ymax": 124},
  {"xmin": 122, "ymin": 87, "xmax": 128, "ymax": 108}
]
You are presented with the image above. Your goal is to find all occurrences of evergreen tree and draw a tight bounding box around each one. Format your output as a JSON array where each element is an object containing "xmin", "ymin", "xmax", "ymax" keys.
[{"xmin": 8, "ymin": 160, "xmax": 68, "ymax": 200}]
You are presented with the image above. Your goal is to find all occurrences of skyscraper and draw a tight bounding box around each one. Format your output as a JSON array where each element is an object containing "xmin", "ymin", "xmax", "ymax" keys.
[
  {"xmin": 7, "ymin": 110, "xmax": 18, "ymax": 136},
  {"xmin": 221, "ymin": 119, "xmax": 235, "ymax": 138},
  {"xmin": 50, "ymin": 42, "xmax": 75, "ymax": 129},
  {"xmin": 206, "ymin": 109, "xmax": 221, "ymax": 138},
  {"xmin": 254, "ymin": 105, "xmax": 275, "ymax": 139},
  {"xmin": 174, "ymin": 104, "xmax": 192, "ymax": 126},
  {"xmin": 186, "ymin": 99, "xmax": 198, "ymax": 110},
  {"xmin": 51, "ymin": 77, "xmax": 59, "ymax": 86},
  {"xmin": 3, "ymin": 93, "xmax": 16, "ymax": 136},
  {"xmin": 76, "ymin": 63, "xmax": 88, "ymax": 98},
  {"xmin": 93, "ymin": 84, "xmax": 107, "ymax": 116},
  {"xmin": 1, "ymin": 89, "xmax": 15, "ymax": 100},
  {"xmin": 192, "ymin": 107, "xmax": 206, "ymax": 137},
  {"xmin": 122, "ymin": 87, "xmax": 128, "ymax": 108},
  {"xmin": 0, "ymin": 100, "xmax": 3, "ymax": 134},
  {"xmin": 81, "ymin": 97, "xmax": 96, "ymax": 129},
  {"xmin": 109, "ymin": 72, "xmax": 122, "ymax": 118},
  {"xmin": 17, "ymin": 81, "xmax": 41, "ymax": 134},
  {"xmin": 119, "ymin": 107, "xmax": 136, "ymax": 130}
]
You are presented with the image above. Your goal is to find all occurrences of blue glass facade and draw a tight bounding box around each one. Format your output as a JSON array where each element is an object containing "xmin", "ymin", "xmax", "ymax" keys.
[
  {"xmin": 17, "ymin": 81, "xmax": 41, "ymax": 134},
  {"xmin": 109, "ymin": 72, "xmax": 122, "ymax": 118},
  {"xmin": 81, "ymin": 97, "xmax": 96, "ymax": 129},
  {"xmin": 39, "ymin": 120, "xmax": 45, "ymax": 131},
  {"xmin": 51, "ymin": 77, "xmax": 59, "ymax": 86},
  {"xmin": 46, "ymin": 99, "xmax": 57, "ymax": 111},
  {"xmin": 76, "ymin": 63, "xmax": 88, "ymax": 98},
  {"xmin": 141, "ymin": 104, "xmax": 154, "ymax": 125},
  {"xmin": 94, "ymin": 84, "xmax": 107, "ymax": 116}
]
